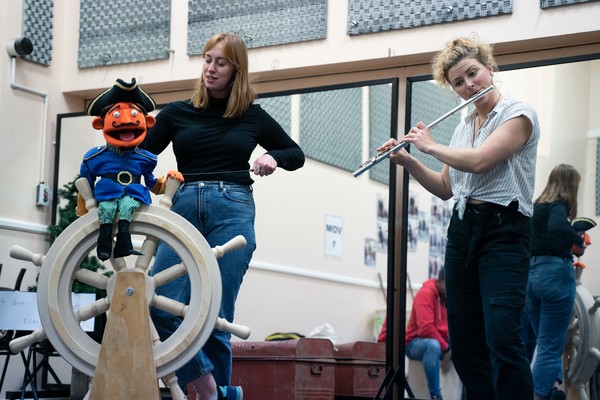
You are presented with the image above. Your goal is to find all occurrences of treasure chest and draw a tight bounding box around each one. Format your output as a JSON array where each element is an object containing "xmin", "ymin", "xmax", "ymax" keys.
[
  {"xmin": 230, "ymin": 338, "xmax": 335, "ymax": 400},
  {"xmin": 334, "ymin": 341, "xmax": 386, "ymax": 397}
]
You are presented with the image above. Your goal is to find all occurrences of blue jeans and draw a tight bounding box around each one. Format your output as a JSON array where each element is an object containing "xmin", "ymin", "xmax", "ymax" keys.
[
  {"xmin": 525, "ymin": 256, "xmax": 575, "ymax": 398},
  {"xmin": 149, "ymin": 181, "xmax": 256, "ymax": 388},
  {"xmin": 444, "ymin": 202, "xmax": 533, "ymax": 400},
  {"xmin": 406, "ymin": 338, "xmax": 443, "ymax": 399}
]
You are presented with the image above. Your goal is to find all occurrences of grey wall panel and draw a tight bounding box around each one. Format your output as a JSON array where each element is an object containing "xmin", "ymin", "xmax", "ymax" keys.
[
  {"xmin": 187, "ymin": 0, "xmax": 327, "ymax": 55},
  {"xmin": 300, "ymin": 87, "xmax": 363, "ymax": 172},
  {"xmin": 78, "ymin": 0, "xmax": 171, "ymax": 68},
  {"xmin": 409, "ymin": 81, "xmax": 461, "ymax": 174},
  {"xmin": 541, "ymin": 0, "xmax": 597, "ymax": 8},
  {"xmin": 348, "ymin": 0, "xmax": 512, "ymax": 35},
  {"xmin": 22, "ymin": 0, "xmax": 53, "ymax": 65},
  {"xmin": 369, "ymin": 83, "xmax": 393, "ymax": 184},
  {"xmin": 255, "ymin": 95, "xmax": 292, "ymax": 136}
]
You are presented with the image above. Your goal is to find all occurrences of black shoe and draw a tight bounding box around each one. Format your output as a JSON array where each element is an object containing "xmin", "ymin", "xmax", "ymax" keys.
[
  {"xmin": 96, "ymin": 223, "xmax": 113, "ymax": 261},
  {"xmin": 113, "ymin": 220, "xmax": 143, "ymax": 258}
]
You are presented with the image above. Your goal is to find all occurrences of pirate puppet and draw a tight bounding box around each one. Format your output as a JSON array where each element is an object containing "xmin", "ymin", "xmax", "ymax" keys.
[{"xmin": 80, "ymin": 78, "xmax": 182, "ymax": 260}]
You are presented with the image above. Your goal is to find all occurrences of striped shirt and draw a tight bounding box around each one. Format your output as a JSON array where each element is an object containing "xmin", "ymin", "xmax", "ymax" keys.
[{"xmin": 449, "ymin": 95, "xmax": 540, "ymax": 219}]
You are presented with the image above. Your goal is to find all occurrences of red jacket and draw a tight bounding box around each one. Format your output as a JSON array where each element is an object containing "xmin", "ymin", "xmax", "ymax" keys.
[{"xmin": 377, "ymin": 278, "xmax": 449, "ymax": 351}]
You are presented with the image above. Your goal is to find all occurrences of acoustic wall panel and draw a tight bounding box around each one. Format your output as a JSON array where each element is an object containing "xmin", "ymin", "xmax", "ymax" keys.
[
  {"xmin": 348, "ymin": 0, "xmax": 512, "ymax": 35},
  {"xmin": 78, "ymin": 0, "xmax": 171, "ymax": 68},
  {"xmin": 409, "ymin": 81, "xmax": 462, "ymax": 174},
  {"xmin": 369, "ymin": 83, "xmax": 393, "ymax": 184},
  {"xmin": 187, "ymin": 0, "xmax": 327, "ymax": 55},
  {"xmin": 22, "ymin": 0, "xmax": 53, "ymax": 65},
  {"xmin": 300, "ymin": 87, "xmax": 362, "ymax": 172},
  {"xmin": 541, "ymin": 0, "xmax": 596, "ymax": 8}
]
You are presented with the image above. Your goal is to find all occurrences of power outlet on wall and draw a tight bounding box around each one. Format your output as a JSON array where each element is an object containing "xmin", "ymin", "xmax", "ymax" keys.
[{"xmin": 36, "ymin": 182, "xmax": 50, "ymax": 206}]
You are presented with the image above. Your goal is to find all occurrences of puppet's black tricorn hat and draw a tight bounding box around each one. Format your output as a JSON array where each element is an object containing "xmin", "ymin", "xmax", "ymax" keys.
[
  {"xmin": 572, "ymin": 217, "xmax": 597, "ymax": 233},
  {"xmin": 86, "ymin": 78, "xmax": 156, "ymax": 116}
]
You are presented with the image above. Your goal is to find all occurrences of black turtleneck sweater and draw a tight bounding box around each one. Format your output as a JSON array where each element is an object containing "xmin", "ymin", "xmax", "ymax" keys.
[
  {"xmin": 531, "ymin": 201, "xmax": 583, "ymax": 258},
  {"xmin": 142, "ymin": 98, "xmax": 305, "ymax": 185}
]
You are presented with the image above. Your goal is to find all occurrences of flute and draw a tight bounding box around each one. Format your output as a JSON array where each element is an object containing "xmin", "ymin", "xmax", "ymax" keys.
[{"xmin": 352, "ymin": 85, "xmax": 495, "ymax": 177}]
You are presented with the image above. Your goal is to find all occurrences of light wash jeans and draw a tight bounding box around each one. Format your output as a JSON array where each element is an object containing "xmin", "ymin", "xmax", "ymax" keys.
[
  {"xmin": 525, "ymin": 255, "xmax": 576, "ymax": 398},
  {"xmin": 149, "ymin": 181, "xmax": 256, "ymax": 389},
  {"xmin": 406, "ymin": 338, "xmax": 443, "ymax": 399}
]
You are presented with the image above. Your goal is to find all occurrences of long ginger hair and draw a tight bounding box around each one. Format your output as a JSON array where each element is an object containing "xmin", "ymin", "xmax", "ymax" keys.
[{"xmin": 190, "ymin": 32, "xmax": 255, "ymax": 119}]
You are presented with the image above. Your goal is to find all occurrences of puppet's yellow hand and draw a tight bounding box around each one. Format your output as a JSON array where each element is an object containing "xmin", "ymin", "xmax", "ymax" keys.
[
  {"xmin": 76, "ymin": 193, "xmax": 88, "ymax": 216},
  {"xmin": 166, "ymin": 170, "xmax": 184, "ymax": 182},
  {"xmin": 150, "ymin": 171, "xmax": 184, "ymax": 195}
]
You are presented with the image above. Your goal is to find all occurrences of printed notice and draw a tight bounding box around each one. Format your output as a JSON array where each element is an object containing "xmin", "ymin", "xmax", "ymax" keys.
[
  {"xmin": 325, "ymin": 213, "xmax": 343, "ymax": 258},
  {"xmin": 0, "ymin": 292, "xmax": 96, "ymax": 331}
]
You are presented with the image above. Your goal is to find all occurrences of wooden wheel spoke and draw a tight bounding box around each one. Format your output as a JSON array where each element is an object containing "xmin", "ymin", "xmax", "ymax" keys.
[
  {"xmin": 75, "ymin": 297, "xmax": 110, "ymax": 322},
  {"xmin": 152, "ymin": 263, "xmax": 187, "ymax": 287},
  {"xmin": 569, "ymin": 317, "xmax": 579, "ymax": 332},
  {"xmin": 10, "ymin": 328, "xmax": 47, "ymax": 353},
  {"xmin": 151, "ymin": 294, "xmax": 188, "ymax": 318},
  {"xmin": 109, "ymin": 257, "xmax": 128, "ymax": 272},
  {"xmin": 134, "ymin": 236, "xmax": 158, "ymax": 273},
  {"xmin": 75, "ymin": 268, "xmax": 109, "ymax": 290}
]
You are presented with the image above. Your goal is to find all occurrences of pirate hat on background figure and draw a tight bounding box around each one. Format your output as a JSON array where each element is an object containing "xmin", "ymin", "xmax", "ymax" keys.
[
  {"xmin": 572, "ymin": 217, "xmax": 597, "ymax": 233},
  {"xmin": 87, "ymin": 77, "xmax": 156, "ymax": 116}
]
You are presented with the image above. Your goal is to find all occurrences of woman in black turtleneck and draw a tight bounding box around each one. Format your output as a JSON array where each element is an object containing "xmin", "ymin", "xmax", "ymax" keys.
[
  {"xmin": 525, "ymin": 163, "xmax": 584, "ymax": 400},
  {"xmin": 143, "ymin": 32, "xmax": 304, "ymax": 400}
]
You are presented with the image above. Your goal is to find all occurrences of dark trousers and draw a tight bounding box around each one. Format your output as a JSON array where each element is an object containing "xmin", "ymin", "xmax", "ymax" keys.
[{"xmin": 444, "ymin": 202, "xmax": 533, "ymax": 400}]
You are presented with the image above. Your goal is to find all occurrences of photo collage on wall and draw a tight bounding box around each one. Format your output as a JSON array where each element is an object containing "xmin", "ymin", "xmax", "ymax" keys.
[
  {"xmin": 429, "ymin": 196, "xmax": 451, "ymax": 278},
  {"xmin": 364, "ymin": 193, "xmax": 389, "ymax": 267},
  {"xmin": 407, "ymin": 189, "xmax": 452, "ymax": 278}
]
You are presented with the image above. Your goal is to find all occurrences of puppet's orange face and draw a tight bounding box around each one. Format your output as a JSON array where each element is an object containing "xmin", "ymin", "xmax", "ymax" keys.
[{"xmin": 92, "ymin": 102, "xmax": 155, "ymax": 148}]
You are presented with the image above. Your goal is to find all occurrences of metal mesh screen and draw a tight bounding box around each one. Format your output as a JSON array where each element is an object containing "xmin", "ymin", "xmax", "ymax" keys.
[
  {"xmin": 299, "ymin": 87, "xmax": 363, "ymax": 172},
  {"xmin": 78, "ymin": 0, "xmax": 171, "ymax": 68},
  {"xmin": 255, "ymin": 95, "xmax": 292, "ymax": 136},
  {"xmin": 369, "ymin": 83, "xmax": 393, "ymax": 185},
  {"xmin": 409, "ymin": 81, "xmax": 462, "ymax": 174},
  {"xmin": 541, "ymin": 0, "xmax": 596, "ymax": 8},
  {"xmin": 22, "ymin": 0, "xmax": 53, "ymax": 65},
  {"xmin": 347, "ymin": 0, "xmax": 512, "ymax": 35},
  {"xmin": 187, "ymin": 0, "xmax": 327, "ymax": 55}
]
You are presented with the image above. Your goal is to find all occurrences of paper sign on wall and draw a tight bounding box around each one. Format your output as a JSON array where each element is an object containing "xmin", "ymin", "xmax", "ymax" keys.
[
  {"xmin": 325, "ymin": 214, "xmax": 343, "ymax": 258},
  {"xmin": 0, "ymin": 292, "xmax": 96, "ymax": 331}
]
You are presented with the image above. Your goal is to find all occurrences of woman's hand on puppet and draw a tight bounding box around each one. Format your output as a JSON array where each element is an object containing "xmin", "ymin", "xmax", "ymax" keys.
[{"xmin": 572, "ymin": 232, "xmax": 591, "ymax": 257}]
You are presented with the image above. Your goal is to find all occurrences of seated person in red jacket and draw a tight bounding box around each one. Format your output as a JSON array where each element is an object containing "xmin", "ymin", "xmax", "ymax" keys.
[{"xmin": 378, "ymin": 268, "xmax": 450, "ymax": 400}]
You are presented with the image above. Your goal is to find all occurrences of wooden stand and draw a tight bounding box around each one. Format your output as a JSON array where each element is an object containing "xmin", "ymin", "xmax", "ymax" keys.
[{"xmin": 89, "ymin": 271, "xmax": 160, "ymax": 400}]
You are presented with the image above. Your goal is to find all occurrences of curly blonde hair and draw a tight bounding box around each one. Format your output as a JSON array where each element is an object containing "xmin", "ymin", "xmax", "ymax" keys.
[
  {"xmin": 191, "ymin": 32, "xmax": 255, "ymax": 119},
  {"xmin": 432, "ymin": 37, "xmax": 498, "ymax": 88}
]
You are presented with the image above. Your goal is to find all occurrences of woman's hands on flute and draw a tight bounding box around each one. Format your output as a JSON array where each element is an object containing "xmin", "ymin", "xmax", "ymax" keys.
[
  {"xmin": 404, "ymin": 121, "xmax": 436, "ymax": 154},
  {"xmin": 377, "ymin": 138, "xmax": 410, "ymax": 166},
  {"xmin": 378, "ymin": 121, "xmax": 436, "ymax": 166}
]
